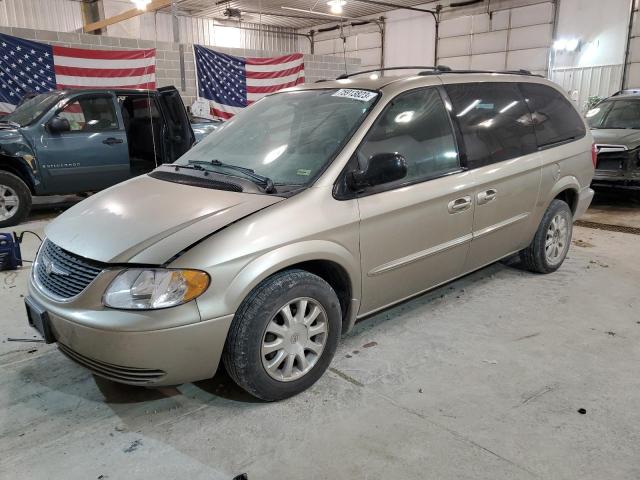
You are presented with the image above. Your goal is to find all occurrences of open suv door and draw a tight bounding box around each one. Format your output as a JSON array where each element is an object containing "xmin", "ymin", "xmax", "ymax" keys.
[{"xmin": 158, "ymin": 86, "xmax": 196, "ymax": 161}]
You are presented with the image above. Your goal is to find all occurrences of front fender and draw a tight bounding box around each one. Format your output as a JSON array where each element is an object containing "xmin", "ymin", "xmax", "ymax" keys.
[{"xmin": 225, "ymin": 239, "xmax": 360, "ymax": 316}]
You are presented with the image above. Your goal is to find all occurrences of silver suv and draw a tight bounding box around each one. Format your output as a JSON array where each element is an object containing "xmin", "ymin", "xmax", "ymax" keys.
[{"xmin": 25, "ymin": 69, "xmax": 595, "ymax": 400}]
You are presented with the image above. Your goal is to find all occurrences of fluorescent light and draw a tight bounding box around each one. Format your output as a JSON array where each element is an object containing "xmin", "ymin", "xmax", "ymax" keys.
[
  {"xmin": 328, "ymin": 0, "xmax": 347, "ymax": 14},
  {"xmin": 566, "ymin": 39, "xmax": 580, "ymax": 51},
  {"xmin": 281, "ymin": 6, "xmax": 357, "ymax": 19},
  {"xmin": 131, "ymin": 0, "xmax": 151, "ymax": 10},
  {"xmin": 457, "ymin": 99, "xmax": 480, "ymax": 117}
]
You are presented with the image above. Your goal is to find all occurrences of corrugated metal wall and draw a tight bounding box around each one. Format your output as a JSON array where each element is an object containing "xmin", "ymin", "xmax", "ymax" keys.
[
  {"xmin": 0, "ymin": 0, "xmax": 83, "ymax": 32},
  {"xmin": 551, "ymin": 64, "xmax": 624, "ymax": 111}
]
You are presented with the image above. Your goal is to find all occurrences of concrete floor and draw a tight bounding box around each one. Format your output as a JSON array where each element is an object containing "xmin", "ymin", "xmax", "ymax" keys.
[{"xmin": 1, "ymin": 195, "xmax": 640, "ymax": 480}]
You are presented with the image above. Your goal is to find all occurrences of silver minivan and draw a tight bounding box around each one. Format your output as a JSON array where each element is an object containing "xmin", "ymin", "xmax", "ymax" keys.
[{"xmin": 26, "ymin": 69, "xmax": 595, "ymax": 400}]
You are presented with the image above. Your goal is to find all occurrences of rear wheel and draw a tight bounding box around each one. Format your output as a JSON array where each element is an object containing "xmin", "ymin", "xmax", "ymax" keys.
[
  {"xmin": 0, "ymin": 171, "xmax": 32, "ymax": 228},
  {"xmin": 520, "ymin": 199, "xmax": 573, "ymax": 273},
  {"xmin": 223, "ymin": 269, "xmax": 341, "ymax": 401}
]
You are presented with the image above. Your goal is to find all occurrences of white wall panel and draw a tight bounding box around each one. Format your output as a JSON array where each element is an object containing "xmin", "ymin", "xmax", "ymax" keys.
[
  {"xmin": 507, "ymin": 48, "xmax": 549, "ymax": 71},
  {"xmin": 472, "ymin": 31, "xmax": 508, "ymax": 55},
  {"xmin": 439, "ymin": 36, "xmax": 470, "ymax": 58},
  {"xmin": 470, "ymin": 52, "xmax": 507, "ymax": 70},
  {"xmin": 509, "ymin": 24, "xmax": 553, "ymax": 50},
  {"xmin": 472, "ymin": 14, "xmax": 490, "ymax": 34},
  {"xmin": 439, "ymin": 16, "xmax": 473, "ymax": 38},
  {"xmin": 0, "ymin": 0, "xmax": 82, "ymax": 32},
  {"xmin": 510, "ymin": 2, "xmax": 554, "ymax": 28},
  {"xmin": 439, "ymin": 55, "xmax": 471, "ymax": 69},
  {"xmin": 491, "ymin": 10, "xmax": 511, "ymax": 31}
]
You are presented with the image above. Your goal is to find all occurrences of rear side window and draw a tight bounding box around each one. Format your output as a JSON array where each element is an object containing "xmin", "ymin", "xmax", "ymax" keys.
[
  {"xmin": 445, "ymin": 82, "xmax": 537, "ymax": 168},
  {"xmin": 519, "ymin": 82, "xmax": 586, "ymax": 147}
]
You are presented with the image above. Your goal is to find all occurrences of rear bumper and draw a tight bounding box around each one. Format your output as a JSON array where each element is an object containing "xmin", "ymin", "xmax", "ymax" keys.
[{"xmin": 574, "ymin": 186, "xmax": 594, "ymax": 220}]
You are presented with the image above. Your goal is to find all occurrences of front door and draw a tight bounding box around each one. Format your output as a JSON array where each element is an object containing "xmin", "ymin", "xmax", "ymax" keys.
[
  {"xmin": 443, "ymin": 82, "xmax": 542, "ymax": 272},
  {"xmin": 157, "ymin": 86, "xmax": 195, "ymax": 162},
  {"xmin": 355, "ymin": 87, "xmax": 475, "ymax": 315},
  {"xmin": 36, "ymin": 94, "xmax": 129, "ymax": 194}
]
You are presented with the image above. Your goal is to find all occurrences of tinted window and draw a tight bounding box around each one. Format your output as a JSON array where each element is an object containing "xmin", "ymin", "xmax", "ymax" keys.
[
  {"xmin": 356, "ymin": 88, "xmax": 459, "ymax": 186},
  {"xmin": 59, "ymin": 96, "xmax": 117, "ymax": 132},
  {"xmin": 445, "ymin": 82, "xmax": 536, "ymax": 168},
  {"xmin": 519, "ymin": 82, "xmax": 586, "ymax": 146},
  {"xmin": 586, "ymin": 99, "xmax": 640, "ymax": 129}
]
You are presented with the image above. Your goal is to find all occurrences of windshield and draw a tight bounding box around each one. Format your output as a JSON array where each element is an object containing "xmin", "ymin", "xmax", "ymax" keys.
[
  {"xmin": 3, "ymin": 92, "xmax": 64, "ymax": 127},
  {"xmin": 176, "ymin": 89, "xmax": 378, "ymax": 186},
  {"xmin": 586, "ymin": 99, "xmax": 640, "ymax": 129}
]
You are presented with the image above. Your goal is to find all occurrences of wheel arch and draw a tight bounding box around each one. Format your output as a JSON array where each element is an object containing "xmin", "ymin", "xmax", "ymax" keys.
[
  {"xmin": 547, "ymin": 175, "xmax": 580, "ymax": 215},
  {"xmin": 0, "ymin": 155, "xmax": 36, "ymax": 193},
  {"xmin": 225, "ymin": 240, "xmax": 360, "ymax": 334}
]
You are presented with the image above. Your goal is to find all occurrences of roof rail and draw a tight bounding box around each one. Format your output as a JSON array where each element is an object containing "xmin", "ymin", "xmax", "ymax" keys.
[
  {"xmin": 611, "ymin": 88, "xmax": 640, "ymax": 96},
  {"xmin": 418, "ymin": 68, "xmax": 539, "ymax": 77},
  {"xmin": 335, "ymin": 65, "xmax": 452, "ymax": 80}
]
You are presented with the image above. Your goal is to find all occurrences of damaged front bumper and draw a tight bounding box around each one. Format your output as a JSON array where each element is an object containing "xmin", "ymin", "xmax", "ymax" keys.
[{"xmin": 593, "ymin": 144, "xmax": 640, "ymax": 186}]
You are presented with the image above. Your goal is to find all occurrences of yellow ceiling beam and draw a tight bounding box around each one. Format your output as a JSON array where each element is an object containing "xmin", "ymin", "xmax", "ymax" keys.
[{"xmin": 83, "ymin": 0, "xmax": 173, "ymax": 33}]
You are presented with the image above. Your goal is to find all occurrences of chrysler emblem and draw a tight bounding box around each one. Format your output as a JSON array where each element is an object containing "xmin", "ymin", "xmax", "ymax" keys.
[{"xmin": 43, "ymin": 256, "xmax": 69, "ymax": 277}]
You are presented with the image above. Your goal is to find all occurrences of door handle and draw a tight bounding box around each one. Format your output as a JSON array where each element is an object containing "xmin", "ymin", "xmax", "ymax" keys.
[
  {"xmin": 448, "ymin": 196, "xmax": 472, "ymax": 214},
  {"xmin": 477, "ymin": 188, "xmax": 497, "ymax": 205},
  {"xmin": 103, "ymin": 137, "xmax": 123, "ymax": 145}
]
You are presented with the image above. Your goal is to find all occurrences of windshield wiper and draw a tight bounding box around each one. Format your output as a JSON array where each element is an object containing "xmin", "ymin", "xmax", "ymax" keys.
[
  {"xmin": 0, "ymin": 120, "xmax": 21, "ymax": 128},
  {"xmin": 188, "ymin": 159, "xmax": 276, "ymax": 193}
]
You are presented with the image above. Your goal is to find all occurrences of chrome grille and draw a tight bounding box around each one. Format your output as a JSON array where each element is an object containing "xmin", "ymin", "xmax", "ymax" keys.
[{"xmin": 35, "ymin": 239, "xmax": 104, "ymax": 300}]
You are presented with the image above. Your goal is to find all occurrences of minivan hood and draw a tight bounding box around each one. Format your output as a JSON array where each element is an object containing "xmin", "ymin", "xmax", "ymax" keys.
[
  {"xmin": 591, "ymin": 129, "xmax": 640, "ymax": 149},
  {"xmin": 45, "ymin": 175, "xmax": 284, "ymax": 264}
]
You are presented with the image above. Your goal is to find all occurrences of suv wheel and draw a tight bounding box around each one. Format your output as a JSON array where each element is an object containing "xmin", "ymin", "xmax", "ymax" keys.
[
  {"xmin": 0, "ymin": 171, "xmax": 32, "ymax": 228},
  {"xmin": 223, "ymin": 269, "xmax": 341, "ymax": 401},
  {"xmin": 520, "ymin": 199, "xmax": 573, "ymax": 273}
]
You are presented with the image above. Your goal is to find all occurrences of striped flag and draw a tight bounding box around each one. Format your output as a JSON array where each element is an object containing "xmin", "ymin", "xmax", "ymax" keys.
[
  {"xmin": 194, "ymin": 45, "xmax": 304, "ymax": 120},
  {"xmin": 0, "ymin": 32, "xmax": 155, "ymax": 114}
]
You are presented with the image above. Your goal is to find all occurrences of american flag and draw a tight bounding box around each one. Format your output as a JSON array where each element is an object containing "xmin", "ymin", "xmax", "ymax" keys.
[
  {"xmin": 194, "ymin": 45, "xmax": 304, "ymax": 120},
  {"xmin": 0, "ymin": 32, "xmax": 155, "ymax": 114}
]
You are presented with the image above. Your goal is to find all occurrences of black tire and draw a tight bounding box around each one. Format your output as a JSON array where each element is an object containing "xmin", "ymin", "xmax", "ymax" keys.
[
  {"xmin": 0, "ymin": 171, "xmax": 32, "ymax": 228},
  {"xmin": 223, "ymin": 269, "xmax": 342, "ymax": 401},
  {"xmin": 520, "ymin": 199, "xmax": 573, "ymax": 274}
]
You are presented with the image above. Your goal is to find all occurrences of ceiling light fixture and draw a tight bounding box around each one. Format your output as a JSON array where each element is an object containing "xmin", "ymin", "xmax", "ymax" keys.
[
  {"xmin": 327, "ymin": 0, "xmax": 347, "ymax": 14},
  {"xmin": 131, "ymin": 0, "xmax": 152, "ymax": 10}
]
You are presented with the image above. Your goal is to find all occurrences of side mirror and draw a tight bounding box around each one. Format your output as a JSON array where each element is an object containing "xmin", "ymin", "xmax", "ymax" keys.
[
  {"xmin": 349, "ymin": 153, "xmax": 408, "ymax": 190},
  {"xmin": 48, "ymin": 116, "xmax": 71, "ymax": 134}
]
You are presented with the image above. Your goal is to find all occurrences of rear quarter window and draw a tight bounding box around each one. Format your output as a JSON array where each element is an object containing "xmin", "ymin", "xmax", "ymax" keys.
[
  {"xmin": 518, "ymin": 82, "xmax": 586, "ymax": 147},
  {"xmin": 444, "ymin": 82, "xmax": 537, "ymax": 168}
]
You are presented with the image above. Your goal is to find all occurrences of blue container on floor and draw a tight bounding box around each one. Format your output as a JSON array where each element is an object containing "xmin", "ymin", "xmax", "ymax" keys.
[{"xmin": 0, "ymin": 232, "xmax": 22, "ymax": 271}]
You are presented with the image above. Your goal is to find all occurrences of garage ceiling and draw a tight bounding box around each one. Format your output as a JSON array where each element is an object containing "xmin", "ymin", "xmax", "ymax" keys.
[{"xmin": 167, "ymin": 0, "xmax": 436, "ymax": 29}]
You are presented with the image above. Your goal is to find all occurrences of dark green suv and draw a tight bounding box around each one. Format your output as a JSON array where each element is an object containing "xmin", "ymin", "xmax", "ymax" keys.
[{"xmin": 0, "ymin": 86, "xmax": 197, "ymax": 227}]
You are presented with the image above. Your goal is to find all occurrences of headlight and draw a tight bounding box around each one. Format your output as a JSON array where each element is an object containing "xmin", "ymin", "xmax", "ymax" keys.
[{"xmin": 103, "ymin": 269, "xmax": 210, "ymax": 310}]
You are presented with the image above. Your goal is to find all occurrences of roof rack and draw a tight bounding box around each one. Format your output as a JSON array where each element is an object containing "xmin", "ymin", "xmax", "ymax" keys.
[
  {"xmin": 336, "ymin": 66, "xmax": 539, "ymax": 80},
  {"xmin": 418, "ymin": 68, "xmax": 538, "ymax": 77},
  {"xmin": 335, "ymin": 65, "xmax": 452, "ymax": 80}
]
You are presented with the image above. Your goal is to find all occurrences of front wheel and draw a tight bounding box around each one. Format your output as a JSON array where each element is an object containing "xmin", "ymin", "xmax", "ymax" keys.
[
  {"xmin": 520, "ymin": 199, "xmax": 573, "ymax": 273},
  {"xmin": 0, "ymin": 171, "xmax": 32, "ymax": 228},
  {"xmin": 223, "ymin": 270, "xmax": 342, "ymax": 401}
]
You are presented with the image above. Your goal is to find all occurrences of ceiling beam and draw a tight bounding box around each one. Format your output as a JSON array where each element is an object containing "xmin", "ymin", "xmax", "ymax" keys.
[{"xmin": 83, "ymin": 0, "xmax": 172, "ymax": 33}]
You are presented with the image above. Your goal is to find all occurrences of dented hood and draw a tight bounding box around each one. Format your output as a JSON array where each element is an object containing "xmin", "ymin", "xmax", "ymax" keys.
[{"xmin": 45, "ymin": 175, "xmax": 284, "ymax": 264}]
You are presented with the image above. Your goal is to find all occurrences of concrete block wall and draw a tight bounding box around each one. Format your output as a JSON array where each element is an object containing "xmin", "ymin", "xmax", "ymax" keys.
[{"xmin": 0, "ymin": 25, "xmax": 360, "ymax": 107}]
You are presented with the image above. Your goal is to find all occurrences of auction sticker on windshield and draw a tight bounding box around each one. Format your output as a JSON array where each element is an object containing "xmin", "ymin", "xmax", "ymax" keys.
[{"xmin": 332, "ymin": 89, "xmax": 378, "ymax": 102}]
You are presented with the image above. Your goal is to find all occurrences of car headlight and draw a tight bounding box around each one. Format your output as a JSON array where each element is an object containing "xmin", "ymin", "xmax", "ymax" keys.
[{"xmin": 103, "ymin": 269, "xmax": 210, "ymax": 310}]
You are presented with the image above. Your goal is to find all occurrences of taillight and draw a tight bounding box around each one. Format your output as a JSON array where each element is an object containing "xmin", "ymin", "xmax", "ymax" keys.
[{"xmin": 591, "ymin": 143, "xmax": 598, "ymax": 168}]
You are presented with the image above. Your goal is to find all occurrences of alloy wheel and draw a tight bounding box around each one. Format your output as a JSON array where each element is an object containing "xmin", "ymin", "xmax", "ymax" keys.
[{"xmin": 261, "ymin": 297, "xmax": 328, "ymax": 382}]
